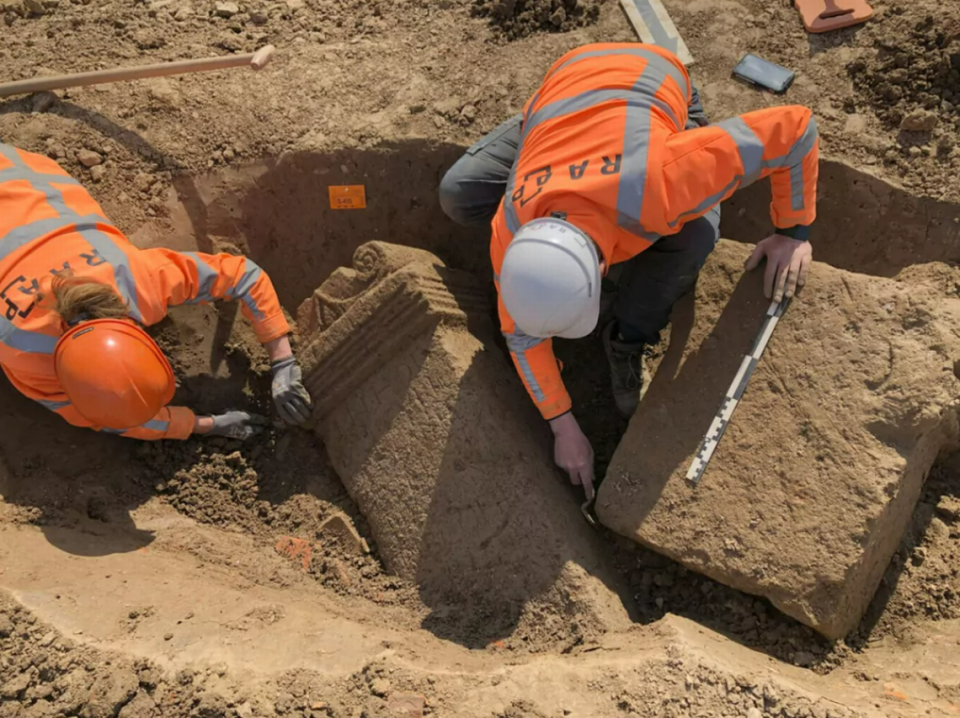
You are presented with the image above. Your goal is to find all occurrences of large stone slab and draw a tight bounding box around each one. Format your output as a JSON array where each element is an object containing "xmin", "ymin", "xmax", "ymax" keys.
[
  {"xmin": 297, "ymin": 242, "xmax": 630, "ymax": 642},
  {"xmin": 596, "ymin": 240, "xmax": 960, "ymax": 639}
]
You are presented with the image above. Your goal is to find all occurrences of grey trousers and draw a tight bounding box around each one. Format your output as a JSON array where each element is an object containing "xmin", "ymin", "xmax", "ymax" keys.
[{"xmin": 439, "ymin": 89, "xmax": 720, "ymax": 346}]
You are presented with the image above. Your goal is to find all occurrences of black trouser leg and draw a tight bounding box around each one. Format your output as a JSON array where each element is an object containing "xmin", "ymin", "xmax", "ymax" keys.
[{"xmin": 613, "ymin": 205, "xmax": 721, "ymax": 346}]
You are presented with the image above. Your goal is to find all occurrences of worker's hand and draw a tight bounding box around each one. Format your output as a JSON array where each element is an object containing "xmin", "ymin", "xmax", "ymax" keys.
[
  {"xmin": 549, "ymin": 412, "xmax": 595, "ymax": 501},
  {"xmin": 208, "ymin": 411, "xmax": 270, "ymax": 441},
  {"xmin": 271, "ymin": 356, "xmax": 313, "ymax": 426},
  {"xmin": 745, "ymin": 234, "xmax": 813, "ymax": 303}
]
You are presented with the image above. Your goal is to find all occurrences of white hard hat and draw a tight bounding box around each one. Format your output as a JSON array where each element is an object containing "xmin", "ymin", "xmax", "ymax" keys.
[{"xmin": 500, "ymin": 217, "xmax": 602, "ymax": 340}]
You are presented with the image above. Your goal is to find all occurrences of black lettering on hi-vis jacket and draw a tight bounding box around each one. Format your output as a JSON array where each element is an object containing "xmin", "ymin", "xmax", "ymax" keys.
[
  {"xmin": 16, "ymin": 278, "xmax": 41, "ymax": 296},
  {"xmin": 16, "ymin": 262, "xmax": 74, "ymax": 297},
  {"xmin": 565, "ymin": 153, "xmax": 624, "ymax": 181},
  {"xmin": 5, "ymin": 253, "xmax": 102, "ymax": 324},
  {"xmin": 515, "ymin": 152, "xmax": 626, "ymax": 204},
  {"xmin": 49, "ymin": 261, "xmax": 72, "ymax": 277},
  {"xmin": 80, "ymin": 250, "xmax": 107, "ymax": 267},
  {"xmin": 601, "ymin": 154, "xmax": 623, "ymax": 175},
  {"xmin": 569, "ymin": 161, "xmax": 589, "ymax": 180},
  {"xmin": 1, "ymin": 275, "xmax": 35, "ymax": 321},
  {"xmin": 512, "ymin": 166, "xmax": 553, "ymax": 208}
]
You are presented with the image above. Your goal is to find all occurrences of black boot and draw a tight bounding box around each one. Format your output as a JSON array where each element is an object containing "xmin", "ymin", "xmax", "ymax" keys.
[{"xmin": 602, "ymin": 322, "xmax": 649, "ymax": 418}]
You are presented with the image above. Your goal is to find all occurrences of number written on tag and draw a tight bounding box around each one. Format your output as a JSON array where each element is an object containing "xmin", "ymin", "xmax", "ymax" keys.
[{"xmin": 329, "ymin": 185, "xmax": 367, "ymax": 210}]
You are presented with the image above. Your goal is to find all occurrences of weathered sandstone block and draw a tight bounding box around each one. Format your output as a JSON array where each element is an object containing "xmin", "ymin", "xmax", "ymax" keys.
[
  {"xmin": 298, "ymin": 242, "xmax": 629, "ymax": 641},
  {"xmin": 597, "ymin": 240, "xmax": 960, "ymax": 639}
]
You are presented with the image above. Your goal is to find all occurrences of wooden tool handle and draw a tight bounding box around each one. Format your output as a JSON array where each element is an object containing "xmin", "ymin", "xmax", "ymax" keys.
[{"xmin": 0, "ymin": 45, "xmax": 276, "ymax": 99}]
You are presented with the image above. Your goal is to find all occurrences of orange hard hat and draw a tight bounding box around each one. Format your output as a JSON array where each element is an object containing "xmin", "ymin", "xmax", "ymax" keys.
[{"xmin": 54, "ymin": 319, "xmax": 175, "ymax": 430}]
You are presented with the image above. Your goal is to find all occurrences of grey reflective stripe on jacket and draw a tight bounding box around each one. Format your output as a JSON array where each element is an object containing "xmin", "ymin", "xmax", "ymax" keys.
[
  {"xmin": 503, "ymin": 47, "xmax": 689, "ymax": 243},
  {"xmin": 224, "ymin": 257, "xmax": 267, "ymax": 320},
  {"xmin": 0, "ymin": 144, "xmax": 141, "ymax": 357},
  {"xmin": 34, "ymin": 397, "xmax": 71, "ymax": 412},
  {"xmin": 664, "ymin": 114, "xmax": 819, "ymax": 230},
  {"xmin": 101, "ymin": 418, "xmax": 170, "ymax": 435},
  {"xmin": 505, "ymin": 330, "xmax": 548, "ymax": 403},
  {"xmin": 181, "ymin": 251, "xmax": 269, "ymax": 320}
]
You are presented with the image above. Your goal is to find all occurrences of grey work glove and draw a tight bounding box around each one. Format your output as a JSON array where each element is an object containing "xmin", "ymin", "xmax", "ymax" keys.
[
  {"xmin": 209, "ymin": 411, "xmax": 270, "ymax": 441},
  {"xmin": 271, "ymin": 356, "xmax": 313, "ymax": 425}
]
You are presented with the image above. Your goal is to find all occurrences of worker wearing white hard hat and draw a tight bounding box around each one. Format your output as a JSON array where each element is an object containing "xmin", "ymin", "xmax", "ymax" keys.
[
  {"xmin": 491, "ymin": 206, "xmax": 726, "ymax": 500},
  {"xmin": 498, "ymin": 218, "xmax": 602, "ymax": 341},
  {"xmin": 497, "ymin": 210, "xmax": 719, "ymax": 415},
  {"xmin": 440, "ymin": 43, "xmax": 818, "ymax": 499}
]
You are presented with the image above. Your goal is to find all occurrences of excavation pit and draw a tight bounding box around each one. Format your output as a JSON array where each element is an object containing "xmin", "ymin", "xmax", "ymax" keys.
[
  {"xmin": 0, "ymin": 143, "xmax": 959, "ymax": 716},
  {"xmin": 4, "ymin": 0, "xmax": 960, "ymax": 708}
]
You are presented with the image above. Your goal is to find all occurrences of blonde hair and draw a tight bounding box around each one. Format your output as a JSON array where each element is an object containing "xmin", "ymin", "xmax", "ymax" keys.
[{"xmin": 42, "ymin": 274, "xmax": 130, "ymax": 325}]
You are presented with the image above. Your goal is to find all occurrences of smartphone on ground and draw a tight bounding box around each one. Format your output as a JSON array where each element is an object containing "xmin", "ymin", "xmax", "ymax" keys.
[{"xmin": 733, "ymin": 54, "xmax": 796, "ymax": 94}]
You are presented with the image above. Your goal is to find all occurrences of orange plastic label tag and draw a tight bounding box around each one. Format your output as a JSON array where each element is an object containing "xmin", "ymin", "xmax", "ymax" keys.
[{"xmin": 329, "ymin": 185, "xmax": 367, "ymax": 210}]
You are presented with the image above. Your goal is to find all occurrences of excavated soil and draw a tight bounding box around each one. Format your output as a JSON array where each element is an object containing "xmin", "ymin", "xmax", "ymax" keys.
[
  {"xmin": 857, "ymin": 457, "xmax": 960, "ymax": 638},
  {"xmin": 0, "ymin": 587, "xmax": 884, "ymax": 718},
  {"xmin": 472, "ymin": 0, "xmax": 601, "ymax": 39},
  {"xmin": 2, "ymin": 0, "xmax": 960, "ymax": 715},
  {"xmin": 848, "ymin": 9, "xmax": 960, "ymax": 132}
]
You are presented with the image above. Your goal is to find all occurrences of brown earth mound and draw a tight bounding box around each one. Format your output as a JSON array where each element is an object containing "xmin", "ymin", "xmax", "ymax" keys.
[
  {"xmin": 472, "ymin": 0, "xmax": 601, "ymax": 39},
  {"xmin": 847, "ymin": 7, "xmax": 960, "ymax": 136},
  {"xmin": 0, "ymin": 600, "xmax": 156, "ymax": 718},
  {"xmin": 0, "ymin": 585, "xmax": 874, "ymax": 718},
  {"xmin": 133, "ymin": 437, "xmax": 404, "ymax": 604},
  {"xmin": 0, "ymin": 594, "xmax": 248, "ymax": 718}
]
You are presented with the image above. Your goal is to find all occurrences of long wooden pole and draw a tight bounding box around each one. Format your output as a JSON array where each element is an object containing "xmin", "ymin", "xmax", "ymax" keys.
[{"xmin": 0, "ymin": 45, "xmax": 275, "ymax": 99}]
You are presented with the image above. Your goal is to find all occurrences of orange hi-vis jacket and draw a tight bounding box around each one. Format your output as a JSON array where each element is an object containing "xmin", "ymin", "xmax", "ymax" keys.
[
  {"xmin": 0, "ymin": 143, "xmax": 290, "ymax": 440},
  {"xmin": 490, "ymin": 43, "xmax": 820, "ymax": 420}
]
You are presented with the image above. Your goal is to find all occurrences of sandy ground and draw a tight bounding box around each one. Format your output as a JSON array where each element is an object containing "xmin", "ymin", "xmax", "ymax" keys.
[{"xmin": 1, "ymin": 0, "xmax": 960, "ymax": 715}]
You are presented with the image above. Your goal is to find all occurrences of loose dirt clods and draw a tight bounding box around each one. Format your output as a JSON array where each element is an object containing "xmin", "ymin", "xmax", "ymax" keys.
[
  {"xmin": 472, "ymin": 0, "xmax": 601, "ymax": 39},
  {"xmin": 0, "ymin": 594, "xmax": 229, "ymax": 718},
  {"xmin": 2, "ymin": 0, "xmax": 960, "ymax": 715},
  {"xmin": 848, "ymin": 9, "xmax": 960, "ymax": 133},
  {"xmin": 134, "ymin": 437, "xmax": 402, "ymax": 602}
]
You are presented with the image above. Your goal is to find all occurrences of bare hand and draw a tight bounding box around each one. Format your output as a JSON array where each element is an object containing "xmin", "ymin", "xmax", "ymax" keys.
[
  {"xmin": 744, "ymin": 234, "xmax": 813, "ymax": 303},
  {"xmin": 549, "ymin": 412, "xmax": 595, "ymax": 501}
]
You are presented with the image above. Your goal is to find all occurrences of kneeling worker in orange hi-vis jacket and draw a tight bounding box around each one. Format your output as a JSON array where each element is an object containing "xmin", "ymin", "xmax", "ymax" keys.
[
  {"xmin": 440, "ymin": 43, "xmax": 820, "ymax": 499},
  {"xmin": 0, "ymin": 142, "xmax": 313, "ymax": 441}
]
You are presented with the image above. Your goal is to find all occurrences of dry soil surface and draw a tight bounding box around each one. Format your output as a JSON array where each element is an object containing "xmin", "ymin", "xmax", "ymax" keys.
[{"xmin": 1, "ymin": 0, "xmax": 960, "ymax": 715}]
